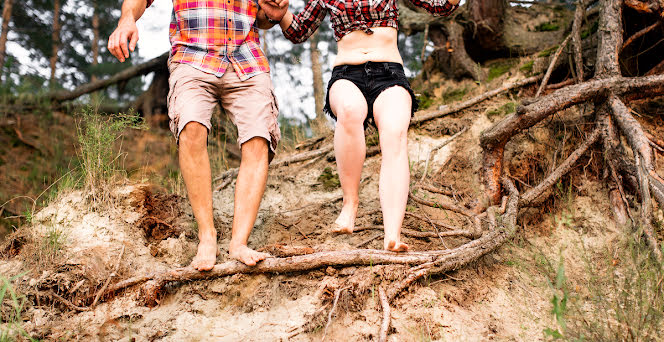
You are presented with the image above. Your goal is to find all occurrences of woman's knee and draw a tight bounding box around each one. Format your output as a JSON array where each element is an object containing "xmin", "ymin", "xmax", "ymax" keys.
[{"xmin": 379, "ymin": 125, "xmax": 409, "ymax": 154}]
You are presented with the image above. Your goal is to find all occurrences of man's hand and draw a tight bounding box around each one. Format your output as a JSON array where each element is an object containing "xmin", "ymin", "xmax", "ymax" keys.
[
  {"xmin": 108, "ymin": 18, "xmax": 139, "ymax": 63},
  {"xmin": 259, "ymin": 0, "xmax": 289, "ymax": 23}
]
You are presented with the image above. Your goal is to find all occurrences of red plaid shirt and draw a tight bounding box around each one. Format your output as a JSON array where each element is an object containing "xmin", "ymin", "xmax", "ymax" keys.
[
  {"xmin": 284, "ymin": 0, "xmax": 458, "ymax": 43},
  {"xmin": 147, "ymin": 0, "xmax": 270, "ymax": 80}
]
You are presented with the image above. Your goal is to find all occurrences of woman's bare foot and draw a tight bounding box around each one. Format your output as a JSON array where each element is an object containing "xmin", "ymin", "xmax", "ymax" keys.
[
  {"xmin": 191, "ymin": 236, "xmax": 218, "ymax": 271},
  {"xmin": 229, "ymin": 242, "xmax": 271, "ymax": 266},
  {"xmin": 332, "ymin": 200, "xmax": 359, "ymax": 234},
  {"xmin": 384, "ymin": 239, "xmax": 409, "ymax": 252}
]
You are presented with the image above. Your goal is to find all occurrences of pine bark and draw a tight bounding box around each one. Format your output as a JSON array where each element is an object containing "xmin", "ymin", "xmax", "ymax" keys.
[
  {"xmin": 50, "ymin": 0, "xmax": 61, "ymax": 83},
  {"xmin": 310, "ymin": 30, "xmax": 325, "ymax": 122},
  {"xmin": 91, "ymin": 1, "xmax": 100, "ymax": 82},
  {"xmin": 0, "ymin": 0, "xmax": 13, "ymax": 74}
]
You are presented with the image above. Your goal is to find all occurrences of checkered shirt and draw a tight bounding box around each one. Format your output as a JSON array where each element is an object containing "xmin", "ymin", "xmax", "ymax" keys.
[
  {"xmin": 283, "ymin": 0, "xmax": 458, "ymax": 43},
  {"xmin": 147, "ymin": 0, "xmax": 269, "ymax": 80}
]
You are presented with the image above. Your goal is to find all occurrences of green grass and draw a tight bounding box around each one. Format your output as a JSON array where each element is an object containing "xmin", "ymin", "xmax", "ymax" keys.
[
  {"xmin": 520, "ymin": 60, "xmax": 535, "ymax": 74},
  {"xmin": 486, "ymin": 102, "xmax": 517, "ymax": 120},
  {"xmin": 535, "ymin": 23, "xmax": 560, "ymax": 32},
  {"xmin": 441, "ymin": 86, "xmax": 469, "ymax": 104},
  {"xmin": 487, "ymin": 60, "xmax": 517, "ymax": 81},
  {"xmin": 76, "ymin": 107, "xmax": 145, "ymax": 206},
  {"xmin": 0, "ymin": 274, "xmax": 35, "ymax": 342},
  {"xmin": 317, "ymin": 167, "xmax": 340, "ymax": 191},
  {"xmin": 580, "ymin": 21, "xmax": 599, "ymax": 39},
  {"xmin": 538, "ymin": 46, "xmax": 559, "ymax": 58},
  {"xmin": 418, "ymin": 92, "xmax": 435, "ymax": 110}
]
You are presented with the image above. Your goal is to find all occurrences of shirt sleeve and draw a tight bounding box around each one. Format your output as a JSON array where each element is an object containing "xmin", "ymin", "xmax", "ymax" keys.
[
  {"xmin": 407, "ymin": 0, "xmax": 458, "ymax": 16},
  {"xmin": 283, "ymin": 0, "xmax": 327, "ymax": 44}
]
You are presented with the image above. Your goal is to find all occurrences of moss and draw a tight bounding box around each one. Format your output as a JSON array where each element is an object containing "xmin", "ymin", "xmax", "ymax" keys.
[
  {"xmin": 580, "ymin": 20, "xmax": 599, "ymax": 39},
  {"xmin": 519, "ymin": 60, "xmax": 534, "ymax": 74},
  {"xmin": 538, "ymin": 45, "xmax": 559, "ymax": 58},
  {"xmin": 442, "ymin": 86, "xmax": 469, "ymax": 104},
  {"xmin": 418, "ymin": 92, "xmax": 435, "ymax": 110},
  {"xmin": 535, "ymin": 22, "xmax": 560, "ymax": 32},
  {"xmin": 487, "ymin": 60, "xmax": 517, "ymax": 81},
  {"xmin": 317, "ymin": 167, "xmax": 340, "ymax": 191},
  {"xmin": 365, "ymin": 132, "xmax": 380, "ymax": 147},
  {"xmin": 486, "ymin": 102, "xmax": 517, "ymax": 120}
]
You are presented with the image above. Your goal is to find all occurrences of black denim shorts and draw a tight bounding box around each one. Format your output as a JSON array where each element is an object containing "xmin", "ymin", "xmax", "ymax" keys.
[{"xmin": 324, "ymin": 61, "xmax": 419, "ymax": 128}]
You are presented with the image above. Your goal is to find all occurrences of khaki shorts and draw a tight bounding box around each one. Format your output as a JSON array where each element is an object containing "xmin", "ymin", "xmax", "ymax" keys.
[{"xmin": 167, "ymin": 61, "xmax": 281, "ymax": 153}]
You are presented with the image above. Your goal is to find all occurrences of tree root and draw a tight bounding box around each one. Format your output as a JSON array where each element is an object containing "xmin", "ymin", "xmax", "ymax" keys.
[{"xmin": 378, "ymin": 286, "xmax": 391, "ymax": 342}]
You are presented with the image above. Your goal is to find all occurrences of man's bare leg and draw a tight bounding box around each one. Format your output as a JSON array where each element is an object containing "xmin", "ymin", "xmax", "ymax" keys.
[
  {"xmin": 329, "ymin": 80, "xmax": 368, "ymax": 234},
  {"xmin": 228, "ymin": 137, "xmax": 272, "ymax": 266},
  {"xmin": 179, "ymin": 122, "xmax": 218, "ymax": 271}
]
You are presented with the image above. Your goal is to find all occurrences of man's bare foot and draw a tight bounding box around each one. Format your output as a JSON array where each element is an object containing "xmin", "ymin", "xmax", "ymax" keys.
[
  {"xmin": 332, "ymin": 200, "xmax": 359, "ymax": 234},
  {"xmin": 191, "ymin": 236, "xmax": 218, "ymax": 271},
  {"xmin": 229, "ymin": 242, "xmax": 271, "ymax": 266},
  {"xmin": 384, "ymin": 239, "xmax": 409, "ymax": 252}
]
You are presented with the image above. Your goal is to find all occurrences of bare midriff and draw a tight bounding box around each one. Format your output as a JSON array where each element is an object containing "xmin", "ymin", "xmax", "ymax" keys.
[{"xmin": 334, "ymin": 27, "xmax": 402, "ymax": 66}]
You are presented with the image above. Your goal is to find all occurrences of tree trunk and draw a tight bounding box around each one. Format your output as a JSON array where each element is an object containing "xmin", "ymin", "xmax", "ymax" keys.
[
  {"xmin": 50, "ymin": 0, "xmax": 61, "ymax": 83},
  {"xmin": 0, "ymin": 0, "xmax": 13, "ymax": 76},
  {"xmin": 91, "ymin": 0, "xmax": 100, "ymax": 82},
  {"xmin": 310, "ymin": 30, "xmax": 325, "ymax": 122},
  {"xmin": 465, "ymin": 0, "xmax": 507, "ymax": 56}
]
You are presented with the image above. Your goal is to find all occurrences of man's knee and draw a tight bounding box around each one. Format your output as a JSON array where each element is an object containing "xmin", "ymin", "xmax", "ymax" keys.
[
  {"xmin": 241, "ymin": 137, "xmax": 269, "ymax": 159},
  {"xmin": 179, "ymin": 122, "xmax": 208, "ymax": 149}
]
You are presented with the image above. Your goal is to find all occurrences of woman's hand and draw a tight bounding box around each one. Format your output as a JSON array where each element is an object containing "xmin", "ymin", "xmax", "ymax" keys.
[{"xmin": 259, "ymin": 0, "xmax": 289, "ymax": 23}]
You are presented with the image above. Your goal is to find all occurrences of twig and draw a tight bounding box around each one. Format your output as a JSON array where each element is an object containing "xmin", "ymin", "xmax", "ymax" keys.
[
  {"xmin": 44, "ymin": 290, "xmax": 90, "ymax": 312},
  {"xmin": 622, "ymin": 21, "xmax": 661, "ymax": 51},
  {"xmin": 536, "ymin": 35, "xmax": 572, "ymax": 97},
  {"xmin": 92, "ymin": 245, "xmax": 125, "ymax": 307},
  {"xmin": 354, "ymin": 233, "xmax": 382, "ymax": 248},
  {"xmin": 378, "ymin": 286, "xmax": 391, "ymax": 342},
  {"xmin": 408, "ymin": 191, "xmax": 475, "ymax": 217},
  {"xmin": 420, "ymin": 127, "xmax": 467, "ymax": 182},
  {"xmin": 520, "ymin": 125, "xmax": 600, "ymax": 206},
  {"xmin": 321, "ymin": 286, "xmax": 349, "ymax": 342}
]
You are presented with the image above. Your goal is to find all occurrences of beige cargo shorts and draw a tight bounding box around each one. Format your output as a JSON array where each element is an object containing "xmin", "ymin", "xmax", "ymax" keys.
[{"xmin": 167, "ymin": 61, "xmax": 281, "ymax": 153}]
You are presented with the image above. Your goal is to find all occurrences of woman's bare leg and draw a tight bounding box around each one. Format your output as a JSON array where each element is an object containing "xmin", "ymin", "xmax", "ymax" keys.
[
  {"xmin": 328, "ymin": 80, "xmax": 368, "ymax": 233},
  {"xmin": 373, "ymin": 86, "xmax": 412, "ymax": 252}
]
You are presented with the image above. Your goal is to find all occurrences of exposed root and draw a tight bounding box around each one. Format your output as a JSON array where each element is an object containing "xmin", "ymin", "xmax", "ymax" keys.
[
  {"xmin": 321, "ymin": 286, "xmax": 349, "ymax": 342},
  {"xmin": 536, "ymin": 35, "xmax": 572, "ymax": 97},
  {"xmin": 378, "ymin": 286, "xmax": 391, "ymax": 342}
]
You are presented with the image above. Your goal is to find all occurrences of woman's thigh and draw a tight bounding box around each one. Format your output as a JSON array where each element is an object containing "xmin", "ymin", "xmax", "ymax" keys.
[
  {"xmin": 329, "ymin": 79, "xmax": 369, "ymax": 125},
  {"xmin": 372, "ymin": 85, "xmax": 412, "ymax": 136}
]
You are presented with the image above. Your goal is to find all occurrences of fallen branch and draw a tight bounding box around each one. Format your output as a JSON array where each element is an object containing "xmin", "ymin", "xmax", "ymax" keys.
[
  {"xmin": 48, "ymin": 52, "xmax": 169, "ymax": 102},
  {"xmin": 354, "ymin": 225, "xmax": 479, "ymax": 239},
  {"xmin": 536, "ymin": 35, "xmax": 572, "ymax": 96},
  {"xmin": 412, "ymin": 75, "xmax": 543, "ymax": 124}
]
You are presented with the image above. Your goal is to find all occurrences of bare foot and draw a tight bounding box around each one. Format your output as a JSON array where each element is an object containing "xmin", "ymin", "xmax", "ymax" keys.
[
  {"xmin": 332, "ymin": 200, "xmax": 358, "ymax": 234},
  {"xmin": 229, "ymin": 243, "xmax": 271, "ymax": 266},
  {"xmin": 384, "ymin": 239, "xmax": 409, "ymax": 252},
  {"xmin": 191, "ymin": 237, "xmax": 218, "ymax": 271}
]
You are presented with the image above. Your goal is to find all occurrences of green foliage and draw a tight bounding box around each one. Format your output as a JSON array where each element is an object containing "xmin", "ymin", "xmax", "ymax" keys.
[
  {"xmin": 520, "ymin": 60, "xmax": 535, "ymax": 74},
  {"xmin": 535, "ymin": 23, "xmax": 560, "ymax": 32},
  {"xmin": 441, "ymin": 86, "xmax": 469, "ymax": 104},
  {"xmin": 486, "ymin": 102, "xmax": 516, "ymax": 120},
  {"xmin": 365, "ymin": 131, "xmax": 380, "ymax": 147},
  {"xmin": 544, "ymin": 256, "xmax": 570, "ymax": 340},
  {"xmin": 539, "ymin": 46, "xmax": 559, "ymax": 58},
  {"xmin": 418, "ymin": 92, "xmax": 435, "ymax": 110},
  {"xmin": 580, "ymin": 21, "xmax": 599, "ymax": 39},
  {"xmin": 0, "ymin": 274, "xmax": 35, "ymax": 342},
  {"xmin": 76, "ymin": 107, "xmax": 145, "ymax": 204},
  {"xmin": 487, "ymin": 60, "xmax": 517, "ymax": 81},
  {"xmin": 317, "ymin": 167, "xmax": 340, "ymax": 191}
]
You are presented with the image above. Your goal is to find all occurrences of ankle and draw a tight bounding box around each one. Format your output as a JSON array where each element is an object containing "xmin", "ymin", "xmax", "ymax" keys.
[
  {"xmin": 229, "ymin": 239, "xmax": 247, "ymax": 249},
  {"xmin": 342, "ymin": 198, "xmax": 360, "ymax": 208},
  {"xmin": 198, "ymin": 228, "xmax": 217, "ymax": 242}
]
